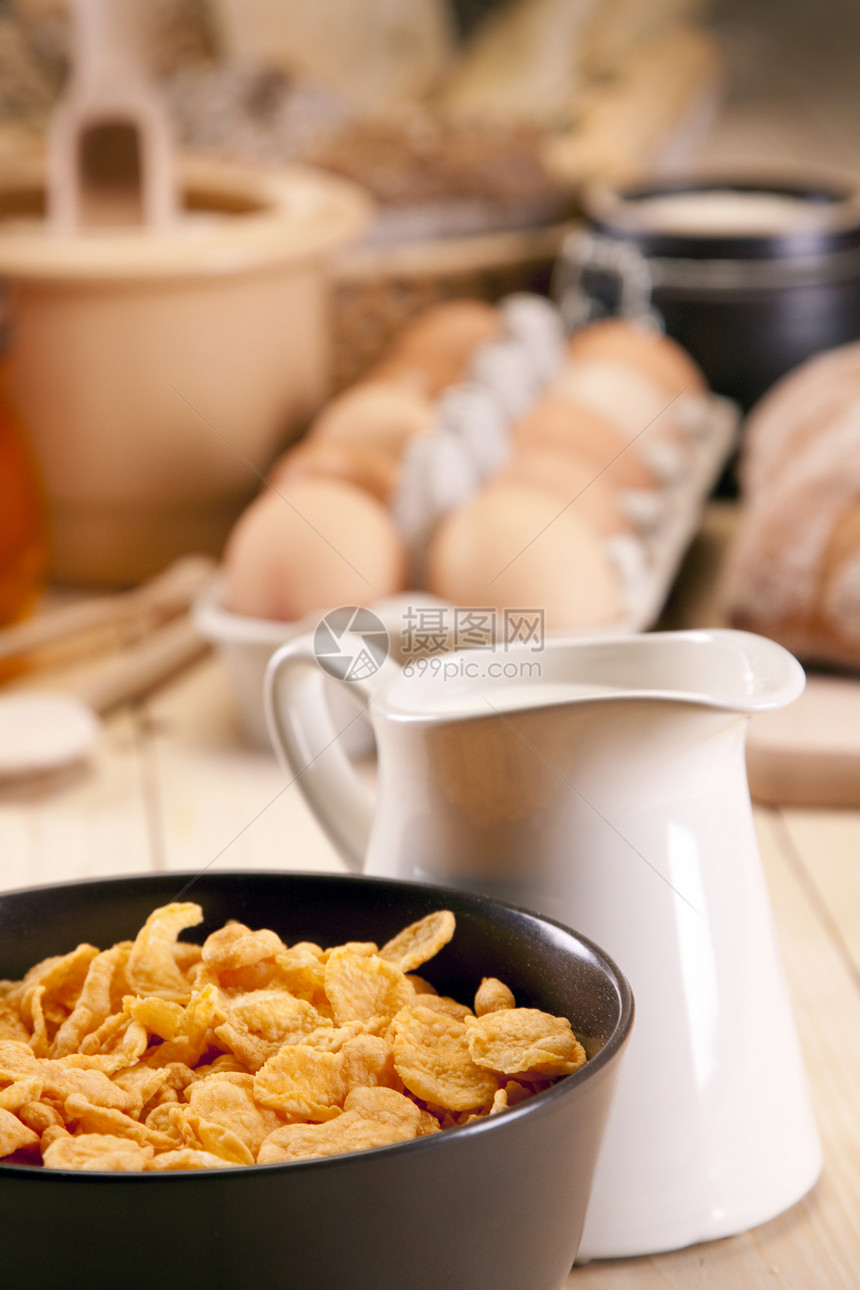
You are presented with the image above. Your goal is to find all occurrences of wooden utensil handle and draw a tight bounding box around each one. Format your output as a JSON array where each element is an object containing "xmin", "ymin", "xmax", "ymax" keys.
[
  {"xmin": 75, "ymin": 615, "xmax": 209, "ymax": 715},
  {"xmin": 0, "ymin": 555, "xmax": 216, "ymax": 663}
]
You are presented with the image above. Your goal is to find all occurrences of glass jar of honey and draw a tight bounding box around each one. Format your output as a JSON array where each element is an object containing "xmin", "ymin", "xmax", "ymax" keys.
[{"xmin": 0, "ymin": 286, "xmax": 50, "ymax": 627}]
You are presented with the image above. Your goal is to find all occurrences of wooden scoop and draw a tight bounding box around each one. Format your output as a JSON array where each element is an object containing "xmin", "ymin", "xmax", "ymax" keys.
[{"xmin": 48, "ymin": 0, "xmax": 177, "ymax": 229}]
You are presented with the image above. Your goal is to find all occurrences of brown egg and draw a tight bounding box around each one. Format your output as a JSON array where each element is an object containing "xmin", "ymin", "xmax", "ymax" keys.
[
  {"xmin": 426, "ymin": 481, "xmax": 624, "ymax": 633},
  {"xmin": 224, "ymin": 478, "xmax": 408, "ymax": 622},
  {"xmin": 270, "ymin": 438, "xmax": 400, "ymax": 503},
  {"xmin": 375, "ymin": 299, "xmax": 503, "ymax": 396},
  {"xmin": 566, "ymin": 319, "xmax": 706, "ymax": 398},
  {"xmin": 497, "ymin": 447, "xmax": 631, "ymax": 536},
  {"xmin": 309, "ymin": 381, "xmax": 435, "ymax": 456},
  {"xmin": 511, "ymin": 394, "xmax": 659, "ymax": 490},
  {"xmin": 551, "ymin": 358, "xmax": 683, "ymax": 446},
  {"xmin": 362, "ymin": 358, "xmax": 434, "ymax": 399}
]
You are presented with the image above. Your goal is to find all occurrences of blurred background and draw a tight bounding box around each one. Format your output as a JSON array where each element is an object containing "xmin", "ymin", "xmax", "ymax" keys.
[
  {"xmin": 697, "ymin": 0, "xmax": 860, "ymax": 177},
  {"xmin": 1, "ymin": 0, "xmax": 860, "ymax": 663},
  {"xmin": 3, "ymin": 0, "xmax": 859, "ymax": 184}
]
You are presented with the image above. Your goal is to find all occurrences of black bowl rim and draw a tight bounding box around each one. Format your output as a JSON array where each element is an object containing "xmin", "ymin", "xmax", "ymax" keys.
[
  {"xmin": 0, "ymin": 869, "xmax": 634, "ymax": 1184},
  {"xmin": 583, "ymin": 172, "xmax": 860, "ymax": 261}
]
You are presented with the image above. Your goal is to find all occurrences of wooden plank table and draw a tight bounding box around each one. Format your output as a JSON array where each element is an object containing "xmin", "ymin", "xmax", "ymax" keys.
[{"xmin": 1, "ymin": 504, "xmax": 859, "ymax": 1288}]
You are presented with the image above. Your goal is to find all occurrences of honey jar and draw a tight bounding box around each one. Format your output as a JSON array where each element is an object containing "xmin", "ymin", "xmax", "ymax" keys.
[{"xmin": 0, "ymin": 287, "xmax": 49, "ymax": 626}]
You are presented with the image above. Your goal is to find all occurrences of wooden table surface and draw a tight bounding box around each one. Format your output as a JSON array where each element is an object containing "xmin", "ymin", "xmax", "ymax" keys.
[{"xmin": 1, "ymin": 505, "xmax": 859, "ymax": 1289}]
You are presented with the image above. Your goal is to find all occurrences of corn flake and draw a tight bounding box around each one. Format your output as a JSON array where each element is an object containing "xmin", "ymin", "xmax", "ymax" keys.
[
  {"xmin": 325, "ymin": 948, "xmax": 415, "ymax": 1026},
  {"xmin": 379, "ymin": 911, "xmax": 456, "ymax": 974},
  {"xmin": 0, "ymin": 1076, "xmax": 42, "ymax": 1112},
  {"xmin": 474, "ymin": 977, "xmax": 516, "ymax": 1016},
  {"xmin": 147, "ymin": 1147, "xmax": 240, "ymax": 1170},
  {"xmin": 465, "ymin": 1008, "xmax": 587, "ymax": 1077},
  {"xmin": 125, "ymin": 903, "xmax": 204, "ymax": 1003},
  {"xmin": 214, "ymin": 992, "xmax": 331, "ymax": 1072},
  {"xmin": 0, "ymin": 1107, "xmax": 39, "ymax": 1156},
  {"xmin": 50, "ymin": 945, "xmax": 129, "ymax": 1058},
  {"xmin": 254, "ymin": 1044, "xmax": 345, "ymax": 1121},
  {"xmin": 201, "ymin": 922, "xmax": 286, "ymax": 973},
  {"xmin": 43, "ymin": 1133, "xmax": 154, "ymax": 1172},
  {"xmin": 392, "ymin": 1006, "xmax": 499, "ymax": 1112},
  {"xmin": 185, "ymin": 1073, "xmax": 283, "ymax": 1156},
  {"xmin": 257, "ymin": 1086, "xmax": 422, "ymax": 1165},
  {"xmin": 17, "ymin": 1099, "xmax": 64, "ymax": 1137}
]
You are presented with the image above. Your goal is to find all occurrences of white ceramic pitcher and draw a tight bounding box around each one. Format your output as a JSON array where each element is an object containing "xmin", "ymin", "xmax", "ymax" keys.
[{"xmin": 264, "ymin": 628, "xmax": 822, "ymax": 1259}]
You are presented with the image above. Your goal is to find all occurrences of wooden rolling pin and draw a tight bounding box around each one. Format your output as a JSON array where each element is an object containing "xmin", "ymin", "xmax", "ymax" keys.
[{"xmin": 0, "ymin": 555, "xmax": 216, "ymax": 665}]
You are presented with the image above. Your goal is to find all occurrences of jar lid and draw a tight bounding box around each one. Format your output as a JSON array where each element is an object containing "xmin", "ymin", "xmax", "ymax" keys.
[{"xmin": 583, "ymin": 173, "xmax": 860, "ymax": 263}]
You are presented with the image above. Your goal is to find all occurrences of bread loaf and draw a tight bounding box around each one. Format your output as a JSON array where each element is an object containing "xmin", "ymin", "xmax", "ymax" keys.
[
  {"xmin": 542, "ymin": 24, "xmax": 722, "ymax": 184},
  {"xmin": 740, "ymin": 341, "xmax": 860, "ymax": 497},
  {"xmin": 725, "ymin": 352, "xmax": 860, "ymax": 669},
  {"xmin": 437, "ymin": 0, "xmax": 597, "ymax": 127}
]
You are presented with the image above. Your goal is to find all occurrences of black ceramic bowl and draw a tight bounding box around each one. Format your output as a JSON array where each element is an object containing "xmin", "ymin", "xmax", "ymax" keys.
[
  {"xmin": 574, "ymin": 174, "xmax": 860, "ymax": 410},
  {"xmin": 0, "ymin": 871, "xmax": 632, "ymax": 1290}
]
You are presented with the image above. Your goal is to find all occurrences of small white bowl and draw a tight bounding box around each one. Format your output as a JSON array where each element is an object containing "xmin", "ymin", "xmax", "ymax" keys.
[{"xmin": 193, "ymin": 580, "xmax": 449, "ymax": 753}]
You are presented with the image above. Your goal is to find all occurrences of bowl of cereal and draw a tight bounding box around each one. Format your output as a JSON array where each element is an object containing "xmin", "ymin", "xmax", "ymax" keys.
[{"xmin": 0, "ymin": 871, "xmax": 632, "ymax": 1290}]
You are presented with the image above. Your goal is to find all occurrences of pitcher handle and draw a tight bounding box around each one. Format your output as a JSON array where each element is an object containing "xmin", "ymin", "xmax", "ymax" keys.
[{"xmin": 264, "ymin": 633, "xmax": 396, "ymax": 872}]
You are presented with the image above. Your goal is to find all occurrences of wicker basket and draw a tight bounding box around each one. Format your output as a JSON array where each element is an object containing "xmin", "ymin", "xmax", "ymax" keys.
[{"xmin": 330, "ymin": 220, "xmax": 571, "ymax": 388}]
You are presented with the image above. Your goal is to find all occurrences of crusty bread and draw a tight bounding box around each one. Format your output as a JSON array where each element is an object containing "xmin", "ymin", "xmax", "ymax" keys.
[
  {"xmin": 437, "ymin": 0, "xmax": 597, "ymax": 127},
  {"xmin": 578, "ymin": 0, "xmax": 706, "ymax": 77},
  {"xmin": 740, "ymin": 341, "xmax": 860, "ymax": 498},
  {"xmin": 725, "ymin": 411, "xmax": 860, "ymax": 668},
  {"xmin": 211, "ymin": 0, "xmax": 456, "ymax": 111},
  {"xmin": 542, "ymin": 24, "xmax": 722, "ymax": 185}
]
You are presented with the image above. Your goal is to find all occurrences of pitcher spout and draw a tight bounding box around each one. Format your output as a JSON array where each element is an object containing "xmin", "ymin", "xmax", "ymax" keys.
[
  {"xmin": 376, "ymin": 628, "xmax": 805, "ymax": 724},
  {"xmin": 518, "ymin": 628, "xmax": 806, "ymax": 716}
]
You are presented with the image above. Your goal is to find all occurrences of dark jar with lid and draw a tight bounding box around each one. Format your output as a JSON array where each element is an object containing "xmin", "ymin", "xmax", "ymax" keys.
[{"xmin": 557, "ymin": 175, "xmax": 860, "ymax": 411}]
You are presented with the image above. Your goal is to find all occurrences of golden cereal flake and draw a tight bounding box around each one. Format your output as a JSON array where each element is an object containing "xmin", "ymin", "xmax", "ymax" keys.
[
  {"xmin": 61, "ymin": 1093, "xmax": 177, "ymax": 1151},
  {"xmin": 213, "ymin": 991, "xmax": 332, "ymax": 1072},
  {"xmin": 0, "ymin": 1000, "xmax": 31, "ymax": 1044},
  {"xmin": 201, "ymin": 921, "xmax": 286, "ymax": 972},
  {"xmin": 324, "ymin": 947, "xmax": 415, "ymax": 1025},
  {"xmin": 254, "ymin": 1045, "xmax": 346, "ymax": 1121},
  {"xmin": 0, "ymin": 1107, "xmax": 39, "ymax": 1157},
  {"xmin": 392, "ymin": 1005, "xmax": 499, "ymax": 1112},
  {"xmin": 147, "ymin": 1147, "xmax": 237, "ymax": 1170},
  {"xmin": 185, "ymin": 1072, "xmax": 284, "ymax": 1156},
  {"xmin": 0, "ymin": 1075, "xmax": 42, "ymax": 1113},
  {"xmin": 50, "ymin": 945, "xmax": 130, "ymax": 1058},
  {"xmin": 259, "ymin": 1115, "xmax": 411, "ymax": 1162},
  {"xmin": 17, "ymin": 1099, "xmax": 64, "ymax": 1137},
  {"xmin": 474, "ymin": 977, "xmax": 516, "ymax": 1016},
  {"xmin": 43, "ymin": 1133, "xmax": 154, "ymax": 1171},
  {"xmin": 125, "ymin": 903, "xmax": 204, "ymax": 1003},
  {"xmin": 465, "ymin": 1008, "xmax": 586, "ymax": 1077},
  {"xmin": 379, "ymin": 911, "xmax": 456, "ymax": 974}
]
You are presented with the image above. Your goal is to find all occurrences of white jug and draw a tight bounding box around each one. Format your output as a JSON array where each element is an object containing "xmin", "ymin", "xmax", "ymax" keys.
[{"xmin": 265, "ymin": 628, "xmax": 821, "ymax": 1258}]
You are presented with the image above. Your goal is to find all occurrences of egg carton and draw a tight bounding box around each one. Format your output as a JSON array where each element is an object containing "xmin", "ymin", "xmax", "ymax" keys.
[
  {"xmin": 387, "ymin": 291, "xmax": 741, "ymax": 636},
  {"xmin": 199, "ymin": 296, "xmax": 740, "ymax": 747},
  {"xmin": 392, "ymin": 394, "xmax": 738, "ymax": 644},
  {"xmin": 596, "ymin": 391, "xmax": 738, "ymax": 634}
]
